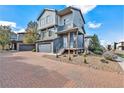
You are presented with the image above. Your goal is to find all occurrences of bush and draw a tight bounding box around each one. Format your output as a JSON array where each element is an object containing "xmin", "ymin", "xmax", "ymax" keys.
[
  {"xmin": 32, "ymin": 48, "xmax": 36, "ymax": 52},
  {"xmin": 84, "ymin": 54, "xmax": 88, "ymax": 64},
  {"xmin": 93, "ymin": 49, "xmax": 103, "ymax": 55},
  {"xmin": 90, "ymin": 47, "xmax": 103, "ymax": 55},
  {"xmin": 88, "ymin": 34, "xmax": 104, "ymax": 55}
]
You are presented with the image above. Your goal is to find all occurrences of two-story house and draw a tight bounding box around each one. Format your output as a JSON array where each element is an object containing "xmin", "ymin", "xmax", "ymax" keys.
[
  {"xmin": 36, "ymin": 6, "xmax": 86, "ymax": 54},
  {"xmin": 10, "ymin": 32, "xmax": 35, "ymax": 51},
  {"xmin": 10, "ymin": 32, "xmax": 26, "ymax": 50},
  {"xmin": 116, "ymin": 41, "xmax": 124, "ymax": 50}
]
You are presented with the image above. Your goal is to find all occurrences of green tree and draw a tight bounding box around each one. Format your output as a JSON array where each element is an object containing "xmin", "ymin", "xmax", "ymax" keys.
[
  {"xmin": 0, "ymin": 26, "xmax": 11, "ymax": 50},
  {"xmin": 89, "ymin": 34, "xmax": 103, "ymax": 54},
  {"xmin": 23, "ymin": 21, "xmax": 39, "ymax": 44}
]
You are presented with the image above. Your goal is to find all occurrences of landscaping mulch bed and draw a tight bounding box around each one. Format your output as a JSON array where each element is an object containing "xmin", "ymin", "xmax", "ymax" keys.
[{"xmin": 43, "ymin": 54, "xmax": 124, "ymax": 74}]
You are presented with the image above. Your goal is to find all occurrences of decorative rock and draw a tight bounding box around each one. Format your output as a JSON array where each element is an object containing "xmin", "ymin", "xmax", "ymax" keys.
[{"xmin": 103, "ymin": 51, "xmax": 123, "ymax": 62}]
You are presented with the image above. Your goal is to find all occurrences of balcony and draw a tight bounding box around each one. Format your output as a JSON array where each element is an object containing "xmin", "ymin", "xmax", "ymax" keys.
[
  {"xmin": 58, "ymin": 23, "xmax": 76, "ymax": 32},
  {"xmin": 10, "ymin": 38, "xmax": 17, "ymax": 41}
]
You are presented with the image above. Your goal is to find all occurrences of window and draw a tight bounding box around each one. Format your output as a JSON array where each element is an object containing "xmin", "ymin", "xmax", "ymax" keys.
[
  {"xmin": 48, "ymin": 30, "xmax": 52, "ymax": 36},
  {"xmin": 64, "ymin": 19, "xmax": 70, "ymax": 25},
  {"xmin": 48, "ymin": 27, "xmax": 55, "ymax": 36},
  {"xmin": 40, "ymin": 15, "xmax": 53, "ymax": 26},
  {"xmin": 43, "ymin": 19, "xmax": 45, "ymax": 25},
  {"xmin": 47, "ymin": 16, "xmax": 50, "ymax": 23},
  {"xmin": 47, "ymin": 15, "xmax": 53, "ymax": 23},
  {"xmin": 41, "ymin": 19, "xmax": 43, "ymax": 26},
  {"xmin": 40, "ymin": 19, "xmax": 42, "ymax": 27},
  {"xmin": 42, "ymin": 31, "xmax": 45, "ymax": 39}
]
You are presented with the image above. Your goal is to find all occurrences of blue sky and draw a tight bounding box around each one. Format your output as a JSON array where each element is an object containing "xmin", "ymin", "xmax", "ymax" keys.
[{"xmin": 0, "ymin": 5, "xmax": 124, "ymax": 45}]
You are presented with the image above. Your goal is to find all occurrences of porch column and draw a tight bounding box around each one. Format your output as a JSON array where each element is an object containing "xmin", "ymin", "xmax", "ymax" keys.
[
  {"xmin": 75, "ymin": 30, "xmax": 78, "ymax": 55},
  {"xmin": 82, "ymin": 34, "xmax": 85, "ymax": 53},
  {"xmin": 67, "ymin": 32, "xmax": 71, "ymax": 60}
]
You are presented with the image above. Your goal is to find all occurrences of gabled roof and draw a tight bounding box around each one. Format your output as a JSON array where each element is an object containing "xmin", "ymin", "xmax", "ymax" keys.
[
  {"xmin": 37, "ymin": 6, "xmax": 85, "ymax": 24},
  {"xmin": 57, "ymin": 6, "xmax": 85, "ymax": 24},
  {"xmin": 37, "ymin": 8, "xmax": 57, "ymax": 21}
]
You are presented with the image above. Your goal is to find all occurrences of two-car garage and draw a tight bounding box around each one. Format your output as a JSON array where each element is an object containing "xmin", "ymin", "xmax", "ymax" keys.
[{"xmin": 18, "ymin": 44, "xmax": 35, "ymax": 51}]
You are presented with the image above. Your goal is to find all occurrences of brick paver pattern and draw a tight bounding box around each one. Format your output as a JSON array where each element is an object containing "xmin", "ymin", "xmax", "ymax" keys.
[{"xmin": 0, "ymin": 52, "xmax": 124, "ymax": 88}]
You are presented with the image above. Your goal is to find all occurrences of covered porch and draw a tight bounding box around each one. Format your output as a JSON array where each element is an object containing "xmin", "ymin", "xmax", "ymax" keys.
[{"xmin": 56, "ymin": 27, "xmax": 85, "ymax": 59}]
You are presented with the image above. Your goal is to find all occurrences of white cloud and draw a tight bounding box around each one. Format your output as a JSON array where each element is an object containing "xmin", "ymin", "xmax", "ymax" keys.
[
  {"xmin": 0, "ymin": 20, "xmax": 25, "ymax": 33},
  {"xmin": 100, "ymin": 39, "xmax": 114, "ymax": 49},
  {"xmin": 100, "ymin": 40, "xmax": 109, "ymax": 46},
  {"xmin": 0, "ymin": 20, "xmax": 16, "ymax": 28},
  {"xmin": 88, "ymin": 21, "xmax": 102, "ymax": 29},
  {"xmin": 13, "ymin": 28, "xmax": 25, "ymax": 34},
  {"xmin": 67, "ymin": 5, "xmax": 96, "ymax": 14},
  {"xmin": 17, "ymin": 28, "xmax": 25, "ymax": 33}
]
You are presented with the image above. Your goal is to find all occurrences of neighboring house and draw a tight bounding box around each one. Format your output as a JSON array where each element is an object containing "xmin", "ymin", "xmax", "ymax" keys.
[
  {"xmin": 10, "ymin": 32, "xmax": 35, "ymax": 51},
  {"xmin": 116, "ymin": 41, "xmax": 124, "ymax": 50},
  {"xmin": 10, "ymin": 31, "xmax": 18, "ymax": 50},
  {"xmin": 36, "ymin": 6, "xmax": 86, "ymax": 54},
  {"xmin": 10, "ymin": 32, "xmax": 25, "ymax": 50}
]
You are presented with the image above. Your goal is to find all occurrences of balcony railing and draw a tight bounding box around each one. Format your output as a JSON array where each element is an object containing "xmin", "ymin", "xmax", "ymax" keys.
[{"xmin": 58, "ymin": 23, "xmax": 76, "ymax": 32}]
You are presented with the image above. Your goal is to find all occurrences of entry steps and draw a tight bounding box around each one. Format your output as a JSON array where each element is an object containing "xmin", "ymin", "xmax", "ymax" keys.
[{"xmin": 57, "ymin": 48, "xmax": 65, "ymax": 56}]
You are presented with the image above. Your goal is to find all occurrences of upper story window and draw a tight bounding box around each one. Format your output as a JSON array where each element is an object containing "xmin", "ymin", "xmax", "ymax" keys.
[
  {"xmin": 64, "ymin": 18, "xmax": 70, "ymax": 25},
  {"xmin": 41, "ymin": 31, "xmax": 45, "ymax": 39},
  {"xmin": 42, "ymin": 18, "xmax": 45, "ymax": 25},
  {"xmin": 48, "ymin": 30, "xmax": 52, "ymax": 36},
  {"xmin": 40, "ymin": 15, "xmax": 53, "ymax": 27},
  {"xmin": 47, "ymin": 15, "xmax": 50, "ymax": 23},
  {"xmin": 48, "ymin": 27, "xmax": 55, "ymax": 36}
]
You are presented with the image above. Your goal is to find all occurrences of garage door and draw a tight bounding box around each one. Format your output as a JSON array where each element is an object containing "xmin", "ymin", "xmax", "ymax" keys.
[
  {"xmin": 38, "ymin": 43, "xmax": 51, "ymax": 53},
  {"xmin": 19, "ymin": 44, "xmax": 35, "ymax": 51}
]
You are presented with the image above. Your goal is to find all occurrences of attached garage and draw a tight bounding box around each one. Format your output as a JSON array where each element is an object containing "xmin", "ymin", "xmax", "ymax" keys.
[
  {"xmin": 38, "ymin": 43, "xmax": 52, "ymax": 53},
  {"xmin": 18, "ymin": 44, "xmax": 35, "ymax": 51}
]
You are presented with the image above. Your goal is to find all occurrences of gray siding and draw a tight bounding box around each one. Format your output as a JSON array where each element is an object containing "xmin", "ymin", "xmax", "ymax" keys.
[
  {"xmin": 11, "ymin": 32, "xmax": 17, "ymax": 41},
  {"xmin": 58, "ymin": 13, "xmax": 73, "ymax": 26},
  {"xmin": 37, "ymin": 11, "xmax": 57, "ymax": 30},
  {"xmin": 17, "ymin": 34, "xmax": 25, "ymax": 41},
  {"xmin": 39, "ymin": 26, "xmax": 58, "ymax": 41},
  {"xmin": 72, "ymin": 10, "xmax": 84, "ymax": 27},
  {"xmin": 53, "ymin": 37, "xmax": 63, "ymax": 53}
]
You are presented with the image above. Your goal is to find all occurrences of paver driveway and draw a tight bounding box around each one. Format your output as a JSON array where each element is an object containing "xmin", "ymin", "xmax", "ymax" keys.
[{"xmin": 0, "ymin": 51, "xmax": 124, "ymax": 88}]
